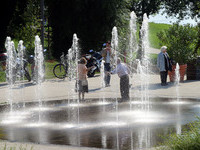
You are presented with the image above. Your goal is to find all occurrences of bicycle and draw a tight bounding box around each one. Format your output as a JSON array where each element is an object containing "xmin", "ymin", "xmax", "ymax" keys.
[{"xmin": 53, "ymin": 52, "xmax": 68, "ymax": 79}]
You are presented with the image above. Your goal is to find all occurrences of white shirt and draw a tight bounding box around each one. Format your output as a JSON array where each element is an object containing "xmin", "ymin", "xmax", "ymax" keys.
[
  {"xmin": 106, "ymin": 51, "xmax": 110, "ymax": 63},
  {"xmin": 111, "ymin": 63, "xmax": 130, "ymax": 77}
]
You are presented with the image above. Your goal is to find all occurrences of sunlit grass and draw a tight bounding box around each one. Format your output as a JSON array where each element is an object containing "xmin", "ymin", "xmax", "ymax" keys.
[
  {"xmin": 149, "ymin": 22, "xmax": 171, "ymax": 49},
  {"xmin": 157, "ymin": 117, "xmax": 200, "ymax": 150}
]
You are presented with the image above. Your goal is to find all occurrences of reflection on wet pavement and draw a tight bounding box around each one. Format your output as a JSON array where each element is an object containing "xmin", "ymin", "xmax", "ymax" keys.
[{"xmin": 0, "ymin": 98, "xmax": 199, "ymax": 149}]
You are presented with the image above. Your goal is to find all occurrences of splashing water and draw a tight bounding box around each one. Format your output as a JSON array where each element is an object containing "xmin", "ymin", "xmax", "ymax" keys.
[
  {"xmin": 67, "ymin": 34, "xmax": 80, "ymax": 80},
  {"xmin": 17, "ymin": 40, "xmax": 25, "ymax": 82},
  {"xmin": 129, "ymin": 11, "xmax": 138, "ymax": 63},
  {"xmin": 33, "ymin": 35, "xmax": 45, "ymax": 84},
  {"xmin": 5, "ymin": 37, "xmax": 17, "ymax": 111},
  {"xmin": 100, "ymin": 60, "xmax": 106, "ymax": 103},
  {"xmin": 175, "ymin": 63, "xmax": 180, "ymax": 85},
  {"xmin": 101, "ymin": 60, "xmax": 105, "ymax": 88},
  {"xmin": 111, "ymin": 26, "xmax": 118, "ymax": 68},
  {"xmin": 137, "ymin": 13, "xmax": 150, "ymax": 111},
  {"xmin": 140, "ymin": 13, "xmax": 149, "ymax": 59},
  {"xmin": 175, "ymin": 63, "xmax": 180, "ymax": 102},
  {"xmin": 17, "ymin": 40, "xmax": 26, "ymax": 107},
  {"xmin": 6, "ymin": 37, "xmax": 17, "ymax": 86}
]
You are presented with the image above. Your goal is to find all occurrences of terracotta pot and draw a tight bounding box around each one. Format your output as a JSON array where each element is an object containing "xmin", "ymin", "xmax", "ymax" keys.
[{"xmin": 168, "ymin": 64, "xmax": 187, "ymax": 82}]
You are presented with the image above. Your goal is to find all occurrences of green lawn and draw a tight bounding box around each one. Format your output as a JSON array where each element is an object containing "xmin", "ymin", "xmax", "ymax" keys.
[
  {"xmin": 0, "ymin": 61, "xmax": 59, "ymax": 83},
  {"xmin": 45, "ymin": 60, "xmax": 59, "ymax": 79},
  {"xmin": 149, "ymin": 22, "xmax": 171, "ymax": 49}
]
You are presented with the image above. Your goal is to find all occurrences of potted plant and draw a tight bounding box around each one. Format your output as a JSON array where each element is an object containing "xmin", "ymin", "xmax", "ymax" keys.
[{"xmin": 157, "ymin": 23, "xmax": 198, "ymax": 82}]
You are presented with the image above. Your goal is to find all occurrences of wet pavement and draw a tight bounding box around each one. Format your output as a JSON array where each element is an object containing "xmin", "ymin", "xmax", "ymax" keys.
[{"xmin": 0, "ymin": 98, "xmax": 200, "ymax": 149}]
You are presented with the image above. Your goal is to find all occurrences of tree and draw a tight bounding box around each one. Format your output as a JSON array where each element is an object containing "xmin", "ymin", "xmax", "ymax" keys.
[
  {"xmin": 163, "ymin": 0, "xmax": 200, "ymax": 20},
  {"xmin": 7, "ymin": 0, "xmax": 41, "ymax": 54},
  {"xmin": 162, "ymin": 0, "xmax": 200, "ymax": 62},
  {"xmin": 0, "ymin": 0, "xmax": 17, "ymax": 52},
  {"xmin": 129, "ymin": 0, "xmax": 162, "ymax": 23},
  {"xmin": 47, "ymin": 0, "xmax": 130, "ymax": 59}
]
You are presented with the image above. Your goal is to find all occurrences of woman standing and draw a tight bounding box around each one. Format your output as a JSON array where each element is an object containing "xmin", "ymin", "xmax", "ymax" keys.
[
  {"xmin": 157, "ymin": 46, "xmax": 172, "ymax": 86},
  {"xmin": 77, "ymin": 57, "xmax": 94, "ymax": 100}
]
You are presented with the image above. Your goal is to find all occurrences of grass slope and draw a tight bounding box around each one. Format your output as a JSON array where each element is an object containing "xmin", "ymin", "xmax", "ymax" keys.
[{"xmin": 149, "ymin": 22, "xmax": 171, "ymax": 49}]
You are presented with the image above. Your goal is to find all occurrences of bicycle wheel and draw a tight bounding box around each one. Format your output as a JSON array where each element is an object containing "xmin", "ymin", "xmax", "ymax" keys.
[{"xmin": 53, "ymin": 64, "xmax": 67, "ymax": 79}]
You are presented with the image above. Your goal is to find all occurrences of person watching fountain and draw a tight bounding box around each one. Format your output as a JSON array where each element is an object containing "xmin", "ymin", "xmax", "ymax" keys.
[
  {"xmin": 101, "ymin": 41, "xmax": 114, "ymax": 87},
  {"xmin": 157, "ymin": 46, "xmax": 172, "ymax": 86},
  {"xmin": 110, "ymin": 58, "xmax": 130, "ymax": 101},
  {"xmin": 77, "ymin": 57, "xmax": 94, "ymax": 100}
]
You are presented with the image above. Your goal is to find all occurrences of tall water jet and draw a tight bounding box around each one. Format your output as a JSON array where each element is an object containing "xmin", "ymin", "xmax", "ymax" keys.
[
  {"xmin": 67, "ymin": 34, "xmax": 80, "ymax": 81},
  {"xmin": 175, "ymin": 63, "xmax": 180, "ymax": 85},
  {"xmin": 175, "ymin": 63, "xmax": 180, "ymax": 102},
  {"xmin": 111, "ymin": 26, "xmax": 118, "ymax": 68},
  {"xmin": 100, "ymin": 60, "xmax": 105, "ymax": 88},
  {"xmin": 111, "ymin": 26, "xmax": 119, "ymax": 117},
  {"xmin": 129, "ymin": 11, "xmax": 138, "ymax": 69},
  {"xmin": 137, "ymin": 13, "xmax": 150, "ymax": 111},
  {"xmin": 140, "ymin": 13, "xmax": 149, "ymax": 59},
  {"xmin": 100, "ymin": 60, "xmax": 106, "ymax": 103},
  {"xmin": 17, "ymin": 40, "xmax": 25, "ymax": 81},
  {"xmin": 5, "ymin": 37, "xmax": 17, "ymax": 86},
  {"xmin": 17, "ymin": 40, "xmax": 26, "ymax": 106},
  {"xmin": 33, "ymin": 35, "xmax": 45, "ymax": 84},
  {"xmin": 128, "ymin": 11, "xmax": 138, "ymax": 105},
  {"xmin": 67, "ymin": 33, "xmax": 80, "ymax": 125},
  {"xmin": 33, "ymin": 35, "xmax": 45, "ymax": 121},
  {"xmin": 5, "ymin": 37, "xmax": 17, "ymax": 111},
  {"xmin": 175, "ymin": 63, "xmax": 181, "ymax": 135}
]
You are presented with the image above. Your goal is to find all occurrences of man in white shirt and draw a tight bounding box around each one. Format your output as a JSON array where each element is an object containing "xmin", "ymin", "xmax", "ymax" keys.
[{"xmin": 111, "ymin": 58, "xmax": 130, "ymax": 101}]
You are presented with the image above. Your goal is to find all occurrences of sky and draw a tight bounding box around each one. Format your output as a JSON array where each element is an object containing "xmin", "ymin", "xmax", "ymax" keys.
[{"xmin": 149, "ymin": 9, "xmax": 199, "ymax": 26}]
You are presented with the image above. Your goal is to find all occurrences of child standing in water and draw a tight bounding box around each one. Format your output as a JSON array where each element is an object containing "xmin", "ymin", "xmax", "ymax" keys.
[{"xmin": 77, "ymin": 57, "xmax": 94, "ymax": 100}]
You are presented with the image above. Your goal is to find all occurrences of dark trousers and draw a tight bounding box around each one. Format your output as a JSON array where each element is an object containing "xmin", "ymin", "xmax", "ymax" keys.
[
  {"xmin": 120, "ymin": 75, "xmax": 130, "ymax": 100},
  {"xmin": 160, "ymin": 71, "xmax": 168, "ymax": 84},
  {"xmin": 104, "ymin": 63, "xmax": 111, "ymax": 85}
]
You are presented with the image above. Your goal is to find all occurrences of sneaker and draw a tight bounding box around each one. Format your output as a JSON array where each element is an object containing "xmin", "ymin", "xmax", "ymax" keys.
[{"xmin": 106, "ymin": 84, "xmax": 110, "ymax": 87}]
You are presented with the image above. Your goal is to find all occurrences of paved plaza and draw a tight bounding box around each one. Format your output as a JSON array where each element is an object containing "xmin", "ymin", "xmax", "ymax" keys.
[
  {"xmin": 0, "ymin": 74, "xmax": 200, "ymax": 150},
  {"xmin": 0, "ymin": 74, "xmax": 200, "ymax": 104}
]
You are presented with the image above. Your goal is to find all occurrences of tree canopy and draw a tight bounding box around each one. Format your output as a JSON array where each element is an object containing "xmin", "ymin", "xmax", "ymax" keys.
[
  {"xmin": 1, "ymin": 0, "xmax": 199, "ymax": 59},
  {"xmin": 47, "ymin": 0, "xmax": 130, "ymax": 59}
]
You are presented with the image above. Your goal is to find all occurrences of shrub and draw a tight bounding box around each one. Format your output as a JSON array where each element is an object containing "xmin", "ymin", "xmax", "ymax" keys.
[
  {"xmin": 157, "ymin": 117, "xmax": 200, "ymax": 150},
  {"xmin": 157, "ymin": 23, "xmax": 198, "ymax": 65}
]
